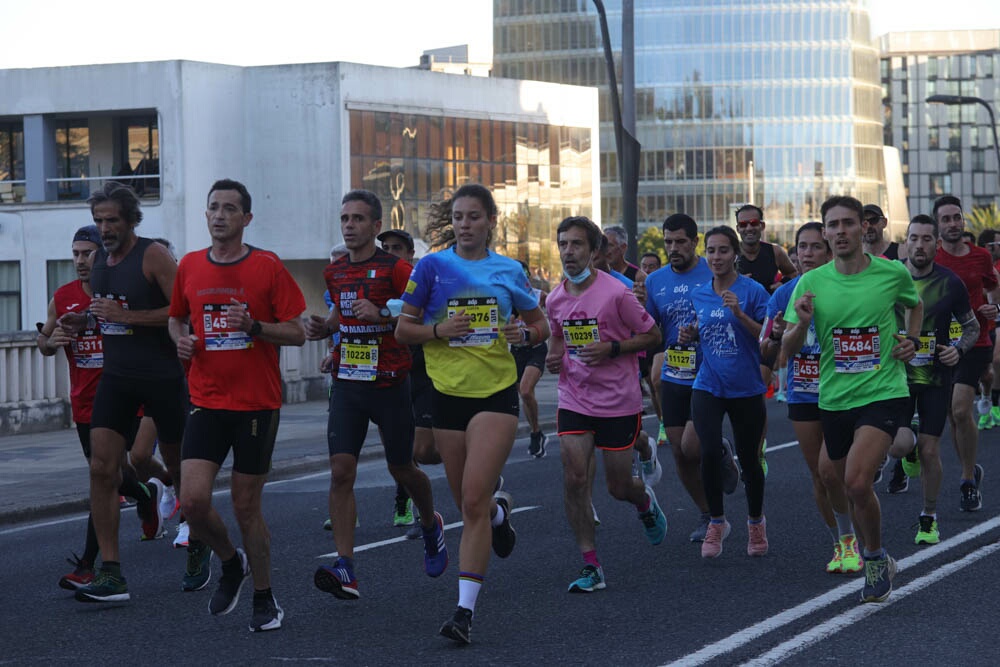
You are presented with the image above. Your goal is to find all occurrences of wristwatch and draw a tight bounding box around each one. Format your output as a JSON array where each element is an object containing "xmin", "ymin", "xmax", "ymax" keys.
[
  {"xmin": 379, "ymin": 307, "xmax": 391, "ymax": 318},
  {"xmin": 249, "ymin": 320, "xmax": 263, "ymax": 337}
]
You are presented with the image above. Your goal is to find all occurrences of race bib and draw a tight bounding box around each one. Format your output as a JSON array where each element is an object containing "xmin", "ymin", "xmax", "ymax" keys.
[
  {"xmin": 71, "ymin": 331, "xmax": 103, "ymax": 369},
  {"xmin": 93, "ymin": 293, "xmax": 132, "ymax": 336},
  {"xmin": 832, "ymin": 326, "xmax": 880, "ymax": 374},
  {"xmin": 791, "ymin": 352, "xmax": 819, "ymax": 393},
  {"xmin": 338, "ymin": 337, "xmax": 379, "ymax": 381},
  {"xmin": 447, "ymin": 297, "xmax": 499, "ymax": 347},
  {"xmin": 909, "ymin": 330, "xmax": 936, "ymax": 368},
  {"xmin": 949, "ymin": 319, "xmax": 962, "ymax": 346},
  {"xmin": 664, "ymin": 344, "xmax": 697, "ymax": 381},
  {"xmin": 202, "ymin": 303, "xmax": 252, "ymax": 351},
  {"xmin": 563, "ymin": 318, "xmax": 600, "ymax": 360}
]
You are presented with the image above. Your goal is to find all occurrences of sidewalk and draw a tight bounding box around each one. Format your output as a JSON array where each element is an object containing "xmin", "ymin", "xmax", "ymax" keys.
[{"xmin": 0, "ymin": 373, "xmax": 561, "ymax": 524}]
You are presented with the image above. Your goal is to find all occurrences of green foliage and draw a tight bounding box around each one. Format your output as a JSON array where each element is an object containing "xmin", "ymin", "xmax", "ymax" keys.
[
  {"xmin": 637, "ymin": 225, "xmax": 706, "ymax": 264},
  {"xmin": 965, "ymin": 204, "xmax": 1000, "ymax": 238}
]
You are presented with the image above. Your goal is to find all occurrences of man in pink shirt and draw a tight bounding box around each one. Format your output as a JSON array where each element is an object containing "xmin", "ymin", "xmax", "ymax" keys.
[{"xmin": 545, "ymin": 216, "xmax": 665, "ymax": 594}]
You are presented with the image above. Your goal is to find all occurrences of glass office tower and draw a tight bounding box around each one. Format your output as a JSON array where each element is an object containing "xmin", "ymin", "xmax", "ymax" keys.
[{"xmin": 494, "ymin": 0, "xmax": 886, "ymax": 241}]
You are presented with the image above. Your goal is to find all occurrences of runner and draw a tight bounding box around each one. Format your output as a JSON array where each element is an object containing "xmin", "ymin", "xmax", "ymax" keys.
[
  {"xmin": 783, "ymin": 195, "xmax": 922, "ymax": 603},
  {"xmin": 169, "ymin": 179, "xmax": 306, "ymax": 631},
  {"xmin": 680, "ymin": 226, "xmax": 770, "ymax": 558},
  {"xmin": 861, "ymin": 204, "xmax": 900, "ymax": 260},
  {"xmin": 308, "ymin": 190, "xmax": 448, "ymax": 602},
  {"xmin": 544, "ymin": 215, "xmax": 666, "ymax": 593},
  {"xmin": 762, "ymin": 222, "xmax": 859, "ymax": 573},
  {"xmin": 888, "ymin": 214, "xmax": 978, "ymax": 545},
  {"xmin": 511, "ymin": 261, "xmax": 549, "ymax": 458},
  {"xmin": 645, "ymin": 213, "xmax": 739, "ymax": 542},
  {"xmin": 396, "ymin": 183, "xmax": 550, "ymax": 644},
  {"xmin": 59, "ymin": 182, "xmax": 186, "ymax": 603}
]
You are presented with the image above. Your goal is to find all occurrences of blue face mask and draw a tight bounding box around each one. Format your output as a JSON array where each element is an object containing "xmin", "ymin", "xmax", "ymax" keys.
[{"xmin": 566, "ymin": 266, "xmax": 591, "ymax": 284}]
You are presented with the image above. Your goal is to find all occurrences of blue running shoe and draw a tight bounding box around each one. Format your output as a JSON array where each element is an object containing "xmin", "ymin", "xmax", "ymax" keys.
[
  {"xmin": 638, "ymin": 485, "xmax": 667, "ymax": 545},
  {"xmin": 423, "ymin": 512, "xmax": 449, "ymax": 578},
  {"xmin": 567, "ymin": 564, "xmax": 606, "ymax": 593},
  {"xmin": 314, "ymin": 558, "xmax": 360, "ymax": 600}
]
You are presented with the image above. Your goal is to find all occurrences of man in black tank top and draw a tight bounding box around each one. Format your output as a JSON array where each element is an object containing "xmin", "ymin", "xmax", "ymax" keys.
[
  {"xmin": 58, "ymin": 181, "xmax": 187, "ymax": 603},
  {"xmin": 862, "ymin": 204, "xmax": 900, "ymax": 260},
  {"xmin": 734, "ymin": 204, "xmax": 798, "ymax": 294}
]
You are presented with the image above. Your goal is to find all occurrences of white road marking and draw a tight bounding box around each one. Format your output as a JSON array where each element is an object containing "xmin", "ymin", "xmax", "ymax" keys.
[
  {"xmin": 316, "ymin": 505, "xmax": 542, "ymax": 559},
  {"xmin": 662, "ymin": 514, "xmax": 1000, "ymax": 667}
]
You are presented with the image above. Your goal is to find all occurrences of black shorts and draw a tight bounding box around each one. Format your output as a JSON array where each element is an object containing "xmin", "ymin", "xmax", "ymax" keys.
[
  {"xmin": 660, "ymin": 380, "xmax": 694, "ymax": 428},
  {"xmin": 410, "ymin": 364, "xmax": 434, "ymax": 429},
  {"xmin": 787, "ymin": 402, "xmax": 820, "ymax": 422},
  {"xmin": 820, "ymin": 397, "xmax": 908, "ymax": 461},
  {"xmin": 512, "ymin": 343, "xmax": 547, "ymax": 382},
  {"xmin": 90, "ymin": 373, "xmax": 187, "ymax": 447},
  {"xmin": 75, "ymin": 418, "xmax": 141, "ymax": 459},
  {"xmin": 898, "ymin": 383, "xmax": 951, "ymax": 438},
  {"xmin": 431, "ymin": 383, "xmax": 519, "ymax": 432},
  {"xmin": 182, "ymin": 406, "xmax": 280, "ymax": 475},
  {"xmin": 953, "ymin": 346, "xmax": 992, "ymax": 388},
  {"xmin": 328, "ymin": 378, "xmax": 414, "ymax": 466},
  {"xmin": 557, "ymin": 409, "xmax": 641, "ymax": 451}
]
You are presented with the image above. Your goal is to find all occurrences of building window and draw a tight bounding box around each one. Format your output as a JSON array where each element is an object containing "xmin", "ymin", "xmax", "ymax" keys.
[
  {"xmin": 55, "ymin": 119, "xmax": 90, "ymax": 201},
  {"xmin": 947, "ymin": 151, "xmax": 962, "ymax": 172},
  {"xmin": 0, "ymin": 261, "xmax": 20, "ymax": 330},
  {"xmin": 929, "ymin": 174, "xmax": 951, "ymax": 195},
  {"xmin": 46, "ymin": 260, "xmax": 75, "ymax": 302},
  {"xmin": 928, "ymin": 127, "xmax": 940, "ymax": 149},
  {"xmin": 0, "ymin": 122, "xmax": 25, "ymax": 203},
  {"xmin": 117, "ymin": 115, "xmax": 159, "ymax": 197}
]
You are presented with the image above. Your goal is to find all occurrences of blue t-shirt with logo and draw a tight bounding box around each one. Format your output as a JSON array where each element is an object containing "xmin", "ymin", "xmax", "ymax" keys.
[
  {"xmin": 768, "ymin": 276, "xmax": 820, "ymax": 404},
  {"xmin": 645, "ymin": 257, "xmax": 713, "ymax": 386}
]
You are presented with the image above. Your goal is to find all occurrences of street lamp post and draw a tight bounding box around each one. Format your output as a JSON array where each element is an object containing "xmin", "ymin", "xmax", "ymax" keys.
[{"xmin": 926, "ymin": 94, "xmax": 1000, "ymax": 193}]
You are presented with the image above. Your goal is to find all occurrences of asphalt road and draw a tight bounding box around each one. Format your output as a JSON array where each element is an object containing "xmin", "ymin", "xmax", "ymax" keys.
[{"xmin": 4, "ymin": 403, "xmax": 999, "ymax": 666}]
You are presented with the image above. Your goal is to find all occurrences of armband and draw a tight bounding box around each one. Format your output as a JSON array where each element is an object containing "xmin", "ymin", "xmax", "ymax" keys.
[
  {"xmin": 609, "ymin": 340, "xmax": 621, "ymax": 358},
  {"xmin": 905, "ymin": 335, "xmax": 920, "ymax": 349}
]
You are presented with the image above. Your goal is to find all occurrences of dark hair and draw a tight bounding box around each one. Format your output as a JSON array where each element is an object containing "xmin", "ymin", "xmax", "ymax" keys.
[
  {"xmin": 910, "ymin": 214, "xmax": 939, "ymax": 238},
  {"xmin": 424, "ymin": 183, "xmax": 497, "ymax": 250},
  {"xmin": 208, "ymin": 178, "xmax": 252, "ymax": 213},
  {"xmin": 795, "ymin": 221, "xmax": 830, "ymax": 252},
  {"xmin": 932, "ymin": 195, "xmax": 963, "ymax": 219},
  {"xmin": 87, "ymin": 181, "xmax": 143, "ymax": 226},
  {"xmin": 820, "ymin": 196, "xmax": 863, "ymax": 224},
  {"xmin": 704, "ymin": 225, "xmax": 739, "ymax": 253},
  {"xmin": 599, "ymin": 234, "xmax": 610, "ymax": 252},
  {"xmin": 962, "ymin": 231, "xmax": 976, "ymax": 243},
  {"xmin": 640, "ymin": 252, "xmax": 662, "ymax": 267},
  {"xmin": 978, "ymin": 228, "xmax": 999, "ymax": 247},
  {"xmin": 342, "ymin": 189, "xmax": 382, "ymax": 222},
  {"xmin": 556, "ymin": 215, "xmax": 602, "ymax": 252},
  {"xmin": 734, "ymin": 203, "xmax": 763, "ymax": 221},
  {"xmin": 662, "ymin": 213, "xmax": 698, "ymax": 239}
]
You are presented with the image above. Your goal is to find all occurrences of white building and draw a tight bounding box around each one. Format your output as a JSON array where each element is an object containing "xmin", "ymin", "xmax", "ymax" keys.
[{"xmin": 0, "ymin": 60, "xmax": 599, "ymax": 433}]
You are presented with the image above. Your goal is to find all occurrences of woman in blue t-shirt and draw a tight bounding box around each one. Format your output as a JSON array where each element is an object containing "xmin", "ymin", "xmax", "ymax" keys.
[{"xmin": 680, "ymin": 225, "xmax": 770, "ymax": 559}]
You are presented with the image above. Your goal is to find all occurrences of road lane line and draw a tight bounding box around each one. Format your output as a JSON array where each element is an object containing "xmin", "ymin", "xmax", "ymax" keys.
[
  {"xmin": 740, "ymin": 540, "xmax": 1000, "ymax": 666},
  {"xmin": 662, "ymin": 514, "xmax": 1000, "ymax": 667},
  {"xmin": 316, "ymin": 505, "xmax": 541, "ymax": 559}
]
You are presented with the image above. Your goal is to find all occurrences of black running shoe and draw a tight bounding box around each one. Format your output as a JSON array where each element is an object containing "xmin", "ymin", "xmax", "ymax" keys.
[
  {"xmin": 960, "ymin": 464, "xmax": 984, "ymax": 512},
  {"xmin": 439, "ymin": 606, "xmax": 473, "ymax": 644},
  {"xmin": 887, "ymin": 460, "xmax": 908, "ymax": 494},
  {"xmin": 491, "ymin": 491, "xmax": 516, "ymax": 558},
  {"xmin": 528, "ymin": 431, "xmax": 547, "ymax": 458},
  {"xmin": 249, "ymin": 591, "xmax": 284, "ymax": 632},
  {"xmin": 209, "ymin": 548, "xmax": 250, "ymax": 616}
]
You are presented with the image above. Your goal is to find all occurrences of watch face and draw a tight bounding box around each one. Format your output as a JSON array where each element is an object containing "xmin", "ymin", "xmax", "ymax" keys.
[{"xmin": 380, "ymin": 307, "xmax": 391, "ymax": 317}]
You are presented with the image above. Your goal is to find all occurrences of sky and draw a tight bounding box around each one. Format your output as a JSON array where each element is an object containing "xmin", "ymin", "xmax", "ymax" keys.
[{"xmin": 0, "ymin": 0, "xmax": 998, "ymax": 70}]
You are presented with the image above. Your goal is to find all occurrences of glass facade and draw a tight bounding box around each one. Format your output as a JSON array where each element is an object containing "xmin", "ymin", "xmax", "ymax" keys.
[
  {"xmin": 495, "ymin": 0, "xmax": 885, "ymax": 242},
  {"xmin": 348, "ymin": 109, "xmax": 593, "ymax": 283},
  {"xmin": 882, "ymin": 43, "xmax": 1000, "ymax": 213}
]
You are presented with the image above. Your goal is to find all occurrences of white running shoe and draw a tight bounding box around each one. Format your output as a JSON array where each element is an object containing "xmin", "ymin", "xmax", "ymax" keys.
[
  {"xmin": 640, "ymin": 438, "xmax": 663, "ymax": 487},
  {"xmin": 159, "ymin": 484, "xmax": 179, "ymax": 521},
  {"xmin": 173, "ymin": 520, "xmax": 190, "ymax": 549}
]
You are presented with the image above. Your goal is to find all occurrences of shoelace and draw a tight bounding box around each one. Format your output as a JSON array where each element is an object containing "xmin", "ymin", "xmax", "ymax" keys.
[{"xmin": 864, "ymin": 559, "xmax": 885, "ymax": 587}]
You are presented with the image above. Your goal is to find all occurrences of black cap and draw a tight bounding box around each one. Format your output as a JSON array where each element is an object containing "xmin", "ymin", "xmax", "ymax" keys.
[
  {"xmin": 72, "ymin": 224, "xmax": 102, "ymax": 246},
  {"xmin": 862, "ymin": 204, "xmax": 885, "ymax": 219},
  {"xmin": 377, "ymin": 229, "xmax": 414, "ymax": 252}
]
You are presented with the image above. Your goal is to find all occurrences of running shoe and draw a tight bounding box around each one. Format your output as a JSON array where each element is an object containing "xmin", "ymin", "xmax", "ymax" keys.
[
  {"xmin": 592, "ymin": 502, "xmax": 601, "ymax": 527},
  {"xmin": 174, "ymin": 520, "xmax": 190, "ymax": 548},
  {"xmin": 887, "ymin": 460, "xmax": 908, "ymax": 494},
  {"xmin": 914, "ymin": 514, "xmax": 940, "ymax": 545},
  {"xmin": 839, "ymin": 534, "xmax": 863, "ymax": 573},
  {"xmin": 567, "ymin": 564, "xmax": 606, "ymax": 593},
  {"xmin": 991, "ymin": 406, "xmax": 1000, "ymax": 425},
  {"xmin": 422, "ymin": 512, "xmax": 449, "ymax": 578},
  {"xmin": 393, "ymin": 497, "xmax": 415, "ymax": 527},
  {"xmin": 637, "ymin": 486, "xmax": 667, "ymax": 546},
  {"xmin": 119, "ymin": 495, "xmax": 136, "ymax": 509},
  {"xmin": 314, "ymin": 558, "xmax": 360, "ymax": 599},
  {"xmin": 722, "ymin": 437, "xmax": 740, "ymax": 495},
  {"xmin": 747, "ymin": 517, "xmax": 768, "ymax": 557},
  {"xmin": 689, "ymin": 513, "xmax": 710, "ymax": 542},
  {"xmin": 59, "ymin": 553, "xmax": 94, "ymax": 590},
  {"xmin": 323, "ymin": 518, "xmax": 332, "ymax": 531},
  {"xmin": 528, "ymin": 431, "xmax": 548, "ymax": 458},
  {"xmin": 775, "ymin": 390, "xmax": 787, "ymax": 403},
  {"xmin": 182, "ymin": 542, "xmax": 213, "ymax": 592},
  {"xmin": 901, "ymin": 444, "xmax": 921, "ymax": 478},
  {"xmin": 406, "ymin": 524, "xmax": 422, "ymax": 540},
  {"xmin": 74, "ymin": 568, "xmax": 129, "ymax": 603},
  {"xmin": 249, "ymin": 592, "xmax": 284, "ymax": 632},
  {"xmin": 439, "ymin": 606, "xmax": 473, "ymax": 644},
  {"xmin": 139, "ymin": 478, "xmax": 165, "ymax": 540},
  {"xmin": 759, "ymin": 438, "xmax": 768, "ymax": 479},
  {"xmin": 860, "ymin": 552, "xmax": 897, "ymax": 603},
  {"xmin": 873, "ymin": 455, "xmax": 887, "ymax": 486},
  {"xmin": 656, "ymin": 423, "xmax": 668, "ymax": 446},
  {"xmin": 210, "ymin": 548, "xmax": 251, "ymax": 616},
  {"xmin": 978, "ymin": 413, "xmax": 993, "ymax": 430},
  {"xmin": 494, "ymin": 474, "xmax": 505, "ymax": 494},
  {"xmin": 159, "ymin": 483, "xmax": 179, "ymax": 520},
  {"xmin": 826, "ymin": 541, "xmax": 843, "ymax": 574},
  {"xmin": 640, "ymin": 441, "xmax": 663, "ymax": 487},
  {"xmin": 701, "ymin": 519, "xmax": 731, "ymax": 558},
  {"xmin": 960, "ymin": 464, "xmax": 984, "ymax": 512},
  {"xmin": 492, "ymin": 491, "xmax": 517, "ymax": 558}
]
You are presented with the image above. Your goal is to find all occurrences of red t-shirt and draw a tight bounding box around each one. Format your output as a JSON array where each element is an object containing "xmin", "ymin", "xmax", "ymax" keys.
[
  {"xmin": 53, "ymin": 280, "xmax": 102, "ymax": 423},
  {"xmin": 935, "ymin": 242, "xmax": 998, "ymax": 348},
  {"xmin": 170, "ymin": 247, "xmax": 306, "ymax": 410},
  {"xmin": 324, "ymin": 248, "xmax": 412, "ymax": 387}
]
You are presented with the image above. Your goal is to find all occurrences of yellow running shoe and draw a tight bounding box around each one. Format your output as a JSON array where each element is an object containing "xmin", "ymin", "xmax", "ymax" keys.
[
  {"xmin": 826, "ymin": 541, "xmax": 843, "ymax": 573},
  {"xmin": 839, "ymin": 534, "xmax": 863, "ymax": 573}
]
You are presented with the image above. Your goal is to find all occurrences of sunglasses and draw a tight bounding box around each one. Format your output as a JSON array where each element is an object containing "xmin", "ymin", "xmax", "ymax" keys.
[{"xmin": 737, "ymin": 219, "xmax": 762, "ymax": 229}]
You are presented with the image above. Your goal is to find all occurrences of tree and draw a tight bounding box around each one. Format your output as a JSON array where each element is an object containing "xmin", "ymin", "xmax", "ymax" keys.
[
  {"xmin": 637, "ymin": 225, "xmax": 706, "ymax": 266},
  {"xmin": 965, "ymin": 204, "xmax": 1000, "ymax": 238}
]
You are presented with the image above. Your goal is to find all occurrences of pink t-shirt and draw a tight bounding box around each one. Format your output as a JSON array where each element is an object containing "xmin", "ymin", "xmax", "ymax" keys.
[{"xmin": 547, "ymin": 270, "xmax": 656, "ymax": 417}]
